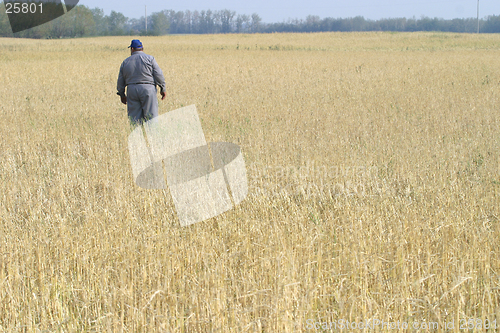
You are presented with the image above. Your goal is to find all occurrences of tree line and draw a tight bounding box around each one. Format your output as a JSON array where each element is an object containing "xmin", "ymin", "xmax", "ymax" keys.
[{"xmin": 0, "ymin": 4, "xmax": 499, "ymax": 38}]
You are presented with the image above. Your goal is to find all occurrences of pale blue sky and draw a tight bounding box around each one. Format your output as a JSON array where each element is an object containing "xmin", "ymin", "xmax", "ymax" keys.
[{"xmin": 77, "ymin": 0, "xmax": 499, "ymax": 22}]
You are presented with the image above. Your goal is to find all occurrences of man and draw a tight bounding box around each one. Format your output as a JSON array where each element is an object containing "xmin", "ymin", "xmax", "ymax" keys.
[{"xmin": 117, "ymin": 39, "xmax": 166, "ymax": 124}]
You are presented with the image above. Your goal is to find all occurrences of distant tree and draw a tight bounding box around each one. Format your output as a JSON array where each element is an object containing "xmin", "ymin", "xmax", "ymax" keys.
[
  {"xmin": 483, "ymin": 15, "xmax": 500, "ymax": 33},
  {"xmin": 305, "ymin": 15, "xmax": 320, "ymax": 32},
  {"xmin": 350, "ymin": 16, "xmax": 367, "ymax": 31},
  {"xmin": 91, "ymin": 8, "xmax": 108, "ymax": 35},
  {"xmin": 198, "ymin": 10, "xmax": 207, "ymax": 33},
  {"xmin": 107, "ymin": 11, "xmax": 127, "ymax": 35},
  {"xmin": 319, "ymin": 17, "xmax": 342, "ymax": 32},
  {"xmin": 205, "ymin": 9, "xmax": 215, "ymax": 33},
  {"xmin": 184, "ymin": 10, "xmax": 193, "ymax": 33},
  {"xmin": 377, "ymin": 18, "xmax": 404, "ymax": 31},
  {"xmin": 417, "ymin": 16, "xmax": 440, "ymax": 31},
  {"xmin": 241, "ymin": 14, "xmax": 251, "ymax": 32},
  {"xmin": 0, "ymin": 5, "xmax": 497, "ymax": 38},
  {"xmin": 127, "ymin": 17, "xmax": 144, "ymax": 35},
  {"xmin": 220, "ymin": 9, "xmax": 235, "ymax": 33},
  {"xmin": 150, "ymin": 11, "xmax": 169, "ymax": 35},
  {"xmin": 251, "ymin": 13, "xmax": 261, "ymax": 32},
  {"xmin": 48, "ymin": 9, "xmax": 72, "ymax": 37},
  {"xmin": 235, "ymin": 14, "xmax": 244, "ymax": 33},
  {"xmin": 213, "ymin": 11, "xmax": 222, "ymax": 33},
  {"xmin": 68, "ymin": 6, "xmax": 96, "ymax": 37},
  {"xmin": 165, "ymin": 9, "xmax": 183, "ymax": 34},
  {"xmin": 199, "ymin": 10, "xmax": 216, "ymax": 33},
  {"xmin": 191, "ymin": 10, "xmax": 201, "ymax": 33}
]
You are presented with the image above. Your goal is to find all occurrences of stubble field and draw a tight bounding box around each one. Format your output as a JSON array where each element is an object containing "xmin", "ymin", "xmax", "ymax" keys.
[{"xmin": 0, "ymin": 32, "xmax": 499, "ymax": 332}]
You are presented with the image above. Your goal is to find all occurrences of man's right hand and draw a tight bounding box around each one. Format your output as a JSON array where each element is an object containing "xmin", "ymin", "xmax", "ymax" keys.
[
  {"xmin": 160, "ymin": 91, "xmax": 166, "ymax": 100},
  {"xmin": 120, "ymin": 95, "xmax": 127, "ymax": 105}
]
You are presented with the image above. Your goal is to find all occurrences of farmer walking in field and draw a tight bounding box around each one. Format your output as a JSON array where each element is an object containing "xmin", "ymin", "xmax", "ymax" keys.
[{"xmin": 117, "ymin": 39, "xmax": 166, "ymax": 124}]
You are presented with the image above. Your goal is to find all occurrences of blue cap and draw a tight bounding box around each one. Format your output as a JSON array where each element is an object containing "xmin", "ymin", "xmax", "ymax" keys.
[{"xmin": 128, "ymin": 39, "xmax": 143, "ymax": 49}]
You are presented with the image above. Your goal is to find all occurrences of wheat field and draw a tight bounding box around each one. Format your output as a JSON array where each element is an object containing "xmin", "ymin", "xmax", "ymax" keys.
[{"xmin": 0, "ymin": 32, "xmax": 499, "ymax": 332}]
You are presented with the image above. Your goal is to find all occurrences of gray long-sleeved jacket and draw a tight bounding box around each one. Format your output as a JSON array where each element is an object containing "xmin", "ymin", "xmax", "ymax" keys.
[{"xmin": 117, "ymin": 51, "xmax": 166, "ymax": 98}]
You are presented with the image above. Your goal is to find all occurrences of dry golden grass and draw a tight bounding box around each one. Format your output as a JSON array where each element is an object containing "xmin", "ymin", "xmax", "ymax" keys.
[{"xmin": 0, "ymin": 32, "xmax": 499, "ymax": 332}]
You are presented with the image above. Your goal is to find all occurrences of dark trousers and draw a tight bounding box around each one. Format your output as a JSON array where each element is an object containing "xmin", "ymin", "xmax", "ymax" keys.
[{"xmin": 127, "ymin": 84, "xmax": 158, "ymax": 124}]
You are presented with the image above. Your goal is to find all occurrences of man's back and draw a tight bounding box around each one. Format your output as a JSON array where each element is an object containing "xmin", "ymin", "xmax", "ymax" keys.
[{"xmin": 118, "ymin": 51, "xmax": 166, "ymax": 92}]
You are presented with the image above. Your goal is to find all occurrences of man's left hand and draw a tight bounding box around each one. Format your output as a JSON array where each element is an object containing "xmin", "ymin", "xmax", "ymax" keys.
[
  {"xmin": 121, "ymin": 95, "xmax": 127, "ymax": 105},
  {"xmin": 160, "ymin": 91, "xmax": 166, "ymax": 100}
]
